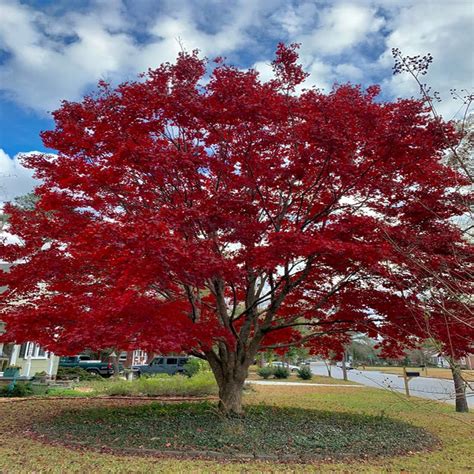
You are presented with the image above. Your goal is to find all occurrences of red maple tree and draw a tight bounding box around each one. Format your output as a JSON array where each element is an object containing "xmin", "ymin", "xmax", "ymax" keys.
[{"xmin": 1, "ymin": 44, "xmax": 472, "ymax": 414}]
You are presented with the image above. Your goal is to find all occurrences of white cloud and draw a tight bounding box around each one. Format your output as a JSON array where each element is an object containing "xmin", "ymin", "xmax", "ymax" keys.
[
  {"xmin": 0, "ymin": 0, "xmax": 471, "ymax": 121},
  {"xmin": 270, "ymin": 2, "xmax": 318, "ymax": 36},
  {"xmin": 253, "ymin": 60, "xmax": 275, "ymax": 83},
  {"xmin": 0, "ymin": 0, "xmax": 266, "ymax": 112},
  {"xmin": 380, "ymin": 1, "xmax": 474, "ymax": 119},
  {"xmin": 298, "ymin": 3, "xmax": 384, "ymax": 57},
  {"xmin": 304, "ymin": 59, "xmax": 334, "ymax": 91},
  {"xmin": 0, "ymin": 0, "xmax": 141, "ymax": 111},
  {"xmin": 334, "ymin": 63, "xmax": 364, "ymax": 81},
  {"xmin": 253, "ymin": 2, "xmax": 385, "ymax": 93},
  {"xmin": 0, "ymin": 149, "xmax": 40, "ymax": 202}
]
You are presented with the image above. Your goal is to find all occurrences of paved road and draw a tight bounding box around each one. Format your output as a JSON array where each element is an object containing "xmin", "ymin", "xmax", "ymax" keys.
[
  {"xmin": 246, "ymin": 380, "xmax": 362, "ymax": 387},
  {"xmin": 310, "ymin": 362, "xmax": 474, "ymax": 408}
]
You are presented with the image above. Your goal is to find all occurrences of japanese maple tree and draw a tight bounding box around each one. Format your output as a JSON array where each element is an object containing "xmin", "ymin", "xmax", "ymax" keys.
[{"xmin": 1, "ymin": 44, "xmax": 472, "ymax": 415}]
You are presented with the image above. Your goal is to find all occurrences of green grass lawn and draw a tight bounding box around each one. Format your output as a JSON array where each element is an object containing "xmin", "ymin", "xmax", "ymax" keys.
[{"xmin": 0, "ymin": 384, "xmax": 472, "ymax": 472}]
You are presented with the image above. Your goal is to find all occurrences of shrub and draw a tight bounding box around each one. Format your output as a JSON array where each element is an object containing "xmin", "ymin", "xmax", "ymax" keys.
[
  {"xmin": 183, "ymin": 358, "xmax": 210, "ymax": 377},
  {"xmin": 183, "ymin": 359, "xmax": 199, "ymax": 377},
  {"xmin": 273, "ymin": 366, "xmax": 290, "ymax": 379},
  {"xmin": 0, "ymin": 382, "xmax": 33, "ymax": 397},
  {"xmin": 56, "ymin": 367, "xmax": 99, "ymax": 381},
  {"xmin": 86, "ymin": 371, "xmax": 218, "ymax": 397},
  {"xmin": 297, "ymin": 366, "xmax": 312, "ymax": 380},
  {"xmin": 257, "ymin": 366, "xmax": 274, "ymax": 379}
]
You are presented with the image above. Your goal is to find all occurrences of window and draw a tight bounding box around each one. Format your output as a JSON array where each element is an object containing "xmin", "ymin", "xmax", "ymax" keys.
[
  {"xmin": 166, "ymin": 358, "xmax": 178, "ymax": 365},
  {"xmin": 152, "ymin": 358, "xmax": 164, "ymax": 365},
  {"xmin": 21, "ymin": 342, "xmax": 49, "ymax": 359},
  {"xmin": 132, "ymin": 350, "xmax": 147, "ymax": 365},
  {"xmin": 19, "ymin": 343, "xmax": 27, "ymax": 358},
  {"xmin": 178, "ymin": 358, "xmax": 187, "ymax": 366}
]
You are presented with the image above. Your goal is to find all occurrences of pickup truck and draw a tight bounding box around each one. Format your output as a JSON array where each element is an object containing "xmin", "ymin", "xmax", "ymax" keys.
[
  {"xmin": 59, "ymin": 355, "xmax": 119, "ymax": 377},
  {"xmin": 132, "ymin": 355, "xmax": 189, "ymax": 376}
]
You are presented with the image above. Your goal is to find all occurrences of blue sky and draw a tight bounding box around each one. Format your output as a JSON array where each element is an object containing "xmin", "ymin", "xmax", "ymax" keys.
[{"xmin": 0, "ymin": 0, "xmax": 473, "ymax": 201}]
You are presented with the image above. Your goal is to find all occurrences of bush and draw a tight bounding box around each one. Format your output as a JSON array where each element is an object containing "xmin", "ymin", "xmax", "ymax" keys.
[
  {"xmin": 273, "ymin": 366, "xmax": 290, "ymax": 379},
  {"xmin": 297, "ymin": 366, "xmax": 312, "ymax": 380},
  {"xmin": 183, "ymin": 359, "xmax": 200, "ymax": 377},
  {"xmin": 82, "ymin": 371, "xmax": 218, "ymax": 397},
  {"xmin": 183, "ymin": 358, "xmax": 210, "ymax": 377},
  {"xmin": 56, "ymin": 367, "xmax": 99, "ymax": 381},
  {"xmin": 0, "ymin": 382, "xmax": 33, "ymax": 397},
  {"xmin": 257, "ymin": 366, "xmax": 274, "ymax": 379}
]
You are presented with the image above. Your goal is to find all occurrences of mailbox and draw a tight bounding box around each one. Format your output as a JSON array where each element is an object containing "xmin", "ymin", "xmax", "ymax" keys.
[{"xmin": 405, "ymin": 371, "xmax": 420, "ymax": 377}]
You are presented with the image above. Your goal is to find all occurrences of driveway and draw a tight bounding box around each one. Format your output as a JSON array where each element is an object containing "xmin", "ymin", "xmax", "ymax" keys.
[{"xmin": 310, "ymin": 362, "xmax": 474, "ymax": 408}]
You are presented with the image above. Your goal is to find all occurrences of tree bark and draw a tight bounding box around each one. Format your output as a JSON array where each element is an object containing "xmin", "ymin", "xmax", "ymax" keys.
[
  {"xmin": 324, "ymin": 360, "xmax": 332, "ymax": 377},
  {"xmin": 341, "ymin": 352, "xmax": 348, "ymax": 381},
  {"xmin": 451, "ymin": 365, "xmax": 469, "ymax": 413},
  {"xmin": 217, "ymin": 375, "xmax": 246, "ymax": 416},
  {"xmin": 205, "ymin": 349, "xmax": 251, "ymax": 416}
]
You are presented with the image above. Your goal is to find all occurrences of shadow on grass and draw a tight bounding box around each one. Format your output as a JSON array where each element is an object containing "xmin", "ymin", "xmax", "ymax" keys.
[{"xmin": 31, "ymin": 401, "xmax": 438, "ymax": 462}]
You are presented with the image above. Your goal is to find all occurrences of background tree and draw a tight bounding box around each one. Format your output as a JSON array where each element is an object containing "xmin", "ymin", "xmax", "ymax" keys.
[
  {"xmin": 0, "ymin": 44, "xmax": 471, "ymax": 415},
  {"xmin": 348, "ymin": 335, "xmax": 381, "ymax": 367},
  {"xmin": 387, "ymin": 50, "xmax": 474, "ymax": 412}
]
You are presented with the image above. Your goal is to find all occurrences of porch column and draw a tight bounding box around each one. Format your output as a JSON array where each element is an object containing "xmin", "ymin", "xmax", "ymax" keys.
[
  {"xmin": 47, "ymin": 354, "xmax": 55, "ymax": 376},
  {"xmin": 10, "ymin": 344, "xmax": 19, "ymax": 365},
  {"xmin": 25, "ymin": 355, "xmax": 32, "ymax": 376}
]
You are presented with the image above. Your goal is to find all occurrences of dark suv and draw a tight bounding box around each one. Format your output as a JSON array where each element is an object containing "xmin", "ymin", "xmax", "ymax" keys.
[{"xmin": 132, "ymin": 356, "xmax": 189, "ymax": 376}]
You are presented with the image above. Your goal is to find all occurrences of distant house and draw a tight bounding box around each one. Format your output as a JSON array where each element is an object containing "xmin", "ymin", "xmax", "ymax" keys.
[
  {"xmin": 120, "ymin": 350, "xmax": 148, "ymax": 368},
  {"xmin": 0, "ymin": 338, "xmax": 60, "ymax": 378},
  {"xmin": 428, "ymin": 353, "xmax": 474, "ymax": 370},
  {"xmin": 429, "ymin": 354, "xmax": 451, "ymax": 368},
  {"xmin": 460, "ymin": 354, "xmax": 474, "ymax": 370},
  {"xmin": 0, "ymin": 262, "xmax": 59, "ymax": 378}
]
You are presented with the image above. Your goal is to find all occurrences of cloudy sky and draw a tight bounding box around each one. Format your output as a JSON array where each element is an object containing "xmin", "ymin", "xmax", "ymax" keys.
[{"xmin": 0, "ymin": 0, "xmax": 473, "ymax": 202}]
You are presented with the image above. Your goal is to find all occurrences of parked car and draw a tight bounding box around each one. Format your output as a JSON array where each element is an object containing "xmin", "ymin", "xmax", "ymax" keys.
[
  {"xmin": 132, "ymin": 356, "xmax": 189, "ymax": 376},
  {"xmin": 267, "ymin": 361, "xmax": 300, "ymax": 372},
  {"xmin": 58, "ymin": 355, "xmax": 120, "ymax": 377},
  {"xmin": 336, "ymin": 361, "xmax": 354, "ymax": 370}
]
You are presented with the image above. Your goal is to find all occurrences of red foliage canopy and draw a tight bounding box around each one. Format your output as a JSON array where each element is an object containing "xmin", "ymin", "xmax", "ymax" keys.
[{"xmin": 1, "ymin": 44, "xmax": 472, "ymax": 361}]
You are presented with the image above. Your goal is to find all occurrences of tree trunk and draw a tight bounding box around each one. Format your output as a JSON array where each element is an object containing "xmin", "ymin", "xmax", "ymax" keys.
[
  {"xmin": 113, "ymin": 355, "xmax": 120, "ymax": 377},
  {"xmin": 205, "ymin": 350, "xmax": 250, "ymax": 416},
  {"xmin": 451, "ymin": 365, "xmax": 469, "ymax": 413},
  {"xmin": 341, "ymin": 353, "xmax": 348, "ymax": 381},
  {"xmin": 109, "ymin": 350, "xmax": 120, "ymax": 378},
  {"xmin": 324, "ymin": 360, "xmax": 332, "ymax": 377},
  {"xmin": 217, "ymin": 376, "xmax": 246, "ymax": 416}
]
